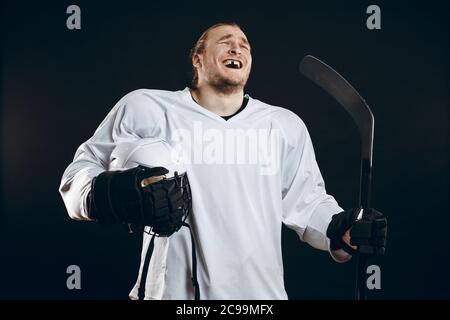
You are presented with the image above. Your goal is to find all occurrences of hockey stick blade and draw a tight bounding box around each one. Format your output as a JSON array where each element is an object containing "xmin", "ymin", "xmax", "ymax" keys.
[{"xmin": 299, "ymin": 55, "xmax": 374, "ymax": 161}]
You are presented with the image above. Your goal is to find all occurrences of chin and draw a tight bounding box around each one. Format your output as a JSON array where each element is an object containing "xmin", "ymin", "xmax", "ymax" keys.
[
  {"xmin": 224, "ymin": 77, "xmax": 244, "ymax": 86},
  {"xmin": 222, "ymin": 73, "xmax": 248, "ymax": 86},
  {"xmin": 206, "ymin": 69, "xmax": 249, "ymax": 93},
  {"xmin": 212, "ymin": 78, "xmax": 246, "ymax": 94}
]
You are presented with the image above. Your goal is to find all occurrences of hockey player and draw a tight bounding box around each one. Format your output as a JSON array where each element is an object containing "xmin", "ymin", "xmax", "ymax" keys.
[{"xmin": 59, "ymin": 22, "xmax": 387, "ymax": 299}]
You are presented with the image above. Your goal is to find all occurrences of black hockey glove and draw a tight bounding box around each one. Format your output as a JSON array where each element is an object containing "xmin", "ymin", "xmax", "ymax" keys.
[
  {"xmin": 326, "ymin": 207, "xmax": 387, "ymax": 256},
  {"xmin": 88, "ymin": 165, "xmax": 191, "ymax": 236}
]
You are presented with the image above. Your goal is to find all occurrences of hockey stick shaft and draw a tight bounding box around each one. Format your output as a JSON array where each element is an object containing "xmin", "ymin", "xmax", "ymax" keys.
[
  {"xmin": 300, "ymin": 55, "xmax": 374, "ymax": 300},
  {"xmin": 356, "ymin": 159, "xmax": 372, "ymax": 300}
]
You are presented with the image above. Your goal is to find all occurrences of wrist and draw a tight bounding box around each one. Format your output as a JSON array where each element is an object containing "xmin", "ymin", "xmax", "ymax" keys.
[{"xmin": 89, "ymin": 171, "xmax": 120, "ymax": 224}]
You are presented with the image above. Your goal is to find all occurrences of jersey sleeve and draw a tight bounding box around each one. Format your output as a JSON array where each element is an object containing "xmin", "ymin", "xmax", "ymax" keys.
[
  {"xmin": 58, "ymin": 91, "xmax": 163, "ymax": 221},
  {"xmin": 278, "ymin": 110, "xmax": 351, "ymax": 262}
]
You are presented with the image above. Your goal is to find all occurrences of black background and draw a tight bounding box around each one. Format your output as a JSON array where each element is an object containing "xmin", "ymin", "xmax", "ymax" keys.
[{"xmin": 1, "ymin": 0, "xmax": 448, "ymax": 299}]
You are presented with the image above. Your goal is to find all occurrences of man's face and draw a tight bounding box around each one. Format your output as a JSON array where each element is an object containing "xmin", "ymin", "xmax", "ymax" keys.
[{"xmin": 194, "ymin": 25, "xmax": 252, "ymax": 92}]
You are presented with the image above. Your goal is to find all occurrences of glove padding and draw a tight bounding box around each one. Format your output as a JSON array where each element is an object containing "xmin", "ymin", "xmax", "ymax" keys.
[
  {"xmin": 326, "ymin": 207, "xmax": 387, "ymax": 256},
  {"xmin": 88, "ymin": 165, "xmax": 190, "ymax": 236},
  {"xmin": 140, "ymin": 173, "xmax": 190, "ymax": 236},
  {"xmin": 350, "ymin": 209, "xmax": 387, "ymax": 255}
]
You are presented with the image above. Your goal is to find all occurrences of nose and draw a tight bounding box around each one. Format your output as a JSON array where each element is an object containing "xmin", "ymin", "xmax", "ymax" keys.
[{"xmin": 229, "ymin": 41, "xmax": 242, "ymax": 56}]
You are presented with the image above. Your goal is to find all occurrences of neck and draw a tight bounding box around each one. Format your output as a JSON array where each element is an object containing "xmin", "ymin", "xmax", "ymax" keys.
[{"xmin": 191, "ymin": 85, "xmax": 244, "ymax": 117}]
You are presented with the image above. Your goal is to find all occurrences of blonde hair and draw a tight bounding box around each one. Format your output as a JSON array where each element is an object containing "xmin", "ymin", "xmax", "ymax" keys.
[{"xmin": 189, "ymin": 22, "xmax": 242, "ymax": 88}]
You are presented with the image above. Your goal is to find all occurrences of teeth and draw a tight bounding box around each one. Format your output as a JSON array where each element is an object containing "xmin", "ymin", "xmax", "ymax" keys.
[{"xmin": 224, "ymin": 59, "xmax": 242, "ymax": 69}]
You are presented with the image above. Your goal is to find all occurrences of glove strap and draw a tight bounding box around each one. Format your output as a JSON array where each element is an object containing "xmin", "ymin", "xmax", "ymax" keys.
[
  {"xmin": 183, "ymin": 221, "xmax": 200, "ymax": 300},
  {"xmin": 137, "ymin": 221, "xmax": 200, "ymax": 300}
]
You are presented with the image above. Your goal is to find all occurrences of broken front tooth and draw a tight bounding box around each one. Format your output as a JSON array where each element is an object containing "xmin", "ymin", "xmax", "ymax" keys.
[{"xmin": 223, "ymin": 59, "xmax": 242, "ymax": 68}]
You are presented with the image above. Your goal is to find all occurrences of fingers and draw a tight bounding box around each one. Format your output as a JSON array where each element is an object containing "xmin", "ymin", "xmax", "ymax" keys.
[
  {"xmin": 365, "ymin": 208, "xmax": 384, "ymax": 220},
  {"xmin": 141, "ymin": 166, "xmax": 170, "ymax": 177},
  {"xmin": 140, "ymin": 175, "xmax": 165, "ymax": 187},
  {"xmin": 138, "ymin": 166, "xmax": 169, "ymax": 186},
  {"xmin": 350, "ymin": 216, "xmax": 387, "ymax": 255},
  {"xmin": 138, "ymin": 170, "xmax": 190, "ymax": 236}
]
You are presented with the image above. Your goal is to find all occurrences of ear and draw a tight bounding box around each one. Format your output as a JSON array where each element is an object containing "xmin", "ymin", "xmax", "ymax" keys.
[{"xmin": 192, "ymin": 53, "xmax": 202, "ymax": 69}]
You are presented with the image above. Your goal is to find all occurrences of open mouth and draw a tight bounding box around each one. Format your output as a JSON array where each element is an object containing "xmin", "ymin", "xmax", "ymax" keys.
[{"xmin": 223, "ymin": 59, "xmax": 243, "ymax": 69}]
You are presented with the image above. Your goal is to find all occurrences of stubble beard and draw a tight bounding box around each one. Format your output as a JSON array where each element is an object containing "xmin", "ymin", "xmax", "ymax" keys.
[{"xmin": 207, "ymin": 68, "xmax": 249, "ymax": 95}]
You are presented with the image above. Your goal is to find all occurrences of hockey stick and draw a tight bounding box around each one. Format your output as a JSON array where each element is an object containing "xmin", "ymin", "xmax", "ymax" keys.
[{"xmin": 299, "ymin": 55, "xmax": 374, "ymax": 300}]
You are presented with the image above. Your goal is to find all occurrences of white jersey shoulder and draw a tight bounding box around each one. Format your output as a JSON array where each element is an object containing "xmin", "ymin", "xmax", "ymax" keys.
[
  {"xmin": 249, "ymin": 97, "xmax": 309, "ymax": 145},
  {"xmin": 115, "ymin": 88, "xmax": 180, "ymax": 111}
]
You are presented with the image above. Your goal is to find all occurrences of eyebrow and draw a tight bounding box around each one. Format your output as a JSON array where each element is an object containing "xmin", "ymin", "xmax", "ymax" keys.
[{"xmin": 217, "ymin": 34, "xmax": 251, "ymax": 48}]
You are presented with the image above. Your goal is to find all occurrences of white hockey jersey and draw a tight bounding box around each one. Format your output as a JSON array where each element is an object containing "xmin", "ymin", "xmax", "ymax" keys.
[{"xmin": 59, "ymin": 87, "xmax": 350, "ymax": 300}]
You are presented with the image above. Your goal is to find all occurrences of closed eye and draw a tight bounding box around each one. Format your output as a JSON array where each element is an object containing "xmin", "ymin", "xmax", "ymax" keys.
[{"xmin": 218, "ymin": 41, "xmax": 251, "ymax": 51}]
